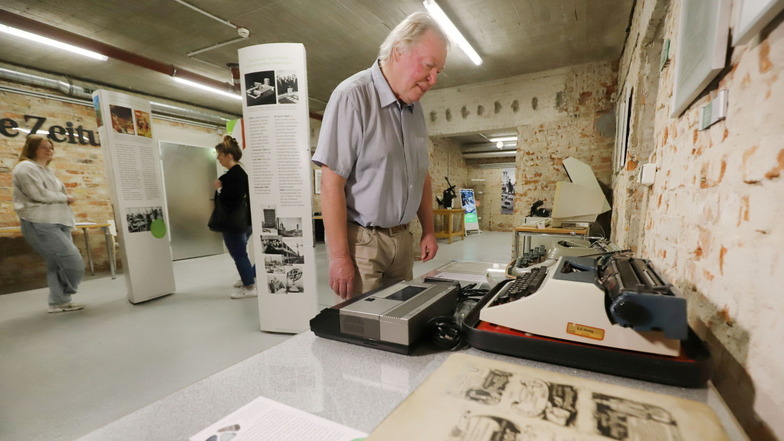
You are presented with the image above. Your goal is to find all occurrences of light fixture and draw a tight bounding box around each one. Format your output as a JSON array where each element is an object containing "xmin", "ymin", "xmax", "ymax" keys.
[
  {"xmin": 496, "ymin": 141, "xmax": 504, "ymax": 149},
  {"xmin": 0, "ymin": 24, "xmax": 108, "ymax": 61},
  {"xmin": 489, "ymin": 136, "xmax": 517, "ymax": 143},
  {"xmin": 172, "ymin": 76, "xmax": 242, "ymax": 101},
  {"xmin": 423, "ymin": 0, "xmax": 482, "ymax": 66}
]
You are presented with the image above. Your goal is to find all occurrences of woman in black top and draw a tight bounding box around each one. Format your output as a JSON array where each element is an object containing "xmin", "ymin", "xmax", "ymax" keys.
[{"xmin": 214, "ymin": 136, "xmax": 256, "ymax": 299}]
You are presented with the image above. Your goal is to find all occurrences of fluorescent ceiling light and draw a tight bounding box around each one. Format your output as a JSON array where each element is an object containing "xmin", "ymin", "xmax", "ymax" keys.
[
  {"xmin": 0, "ymin": 24, "xmax": 108, "ymax": 61},
  {"xmin": 489, "ymin": 136, "xmax": 517, "ymax": 143},
  {"xmin": 172, "ymin": 77, "xmax": 242, "ymax": 101},
  {"xmin": 423, "ymin": 0, "xmax": 482, "ymax": 66}
]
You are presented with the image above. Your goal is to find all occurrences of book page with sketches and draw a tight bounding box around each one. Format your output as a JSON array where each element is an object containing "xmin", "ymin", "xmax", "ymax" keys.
[{"xmin": 366, "ymin": 353, "xmax": 728, "ymax": 441}]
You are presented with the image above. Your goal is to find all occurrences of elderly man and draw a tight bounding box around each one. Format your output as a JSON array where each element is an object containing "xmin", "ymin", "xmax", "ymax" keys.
[{"xmin": 312, "ymin": 11, "xmax": 449, "ymax": 299}]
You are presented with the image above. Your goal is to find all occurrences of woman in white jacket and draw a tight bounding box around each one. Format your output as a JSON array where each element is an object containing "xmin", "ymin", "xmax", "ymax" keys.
[{"xmin": 13, "ymin": 135, "xmax": 85, "ymax": 313}]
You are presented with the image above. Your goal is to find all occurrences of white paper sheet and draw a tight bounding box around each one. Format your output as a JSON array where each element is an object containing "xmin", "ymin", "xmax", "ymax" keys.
[{"xmin": 189, "ymin": 396, "xmax": 366, "ymax": 441}]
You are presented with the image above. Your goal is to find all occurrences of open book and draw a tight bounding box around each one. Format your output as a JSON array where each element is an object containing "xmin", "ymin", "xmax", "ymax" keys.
[{"xmin": 367, "ymin": 353, "xmax": 729, "ymax": 441}]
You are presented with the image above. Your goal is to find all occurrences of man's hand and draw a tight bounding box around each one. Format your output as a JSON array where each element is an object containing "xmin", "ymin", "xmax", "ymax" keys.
[
  {"xmin": 66, "ymin": 195, "xmax": 75, "ymax": 205},
  {"xmin": 329, "ymin": 255, "xmax": 356, "ymax": 300},
  {"xmin": 419, "ymin": 232, "xmax": 438, "ymax": 262}
]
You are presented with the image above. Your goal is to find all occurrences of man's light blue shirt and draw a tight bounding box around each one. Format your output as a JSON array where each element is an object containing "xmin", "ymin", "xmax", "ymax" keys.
[{"xmin": 312, "ymin": 61, "xmax": 429, "ymax": 228}]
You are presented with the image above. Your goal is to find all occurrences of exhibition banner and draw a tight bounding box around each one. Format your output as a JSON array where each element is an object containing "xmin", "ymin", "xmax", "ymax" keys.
[
  {"xmin": 460, "ymin": 188, "xmax": 481, "ymax": 235},
  {"xmin": 92, "ymin": 90, "xmax": 176, "ymax": 303},
  {"xmin": 238, "ymin": 43, "xmax": 318, "ymax": 333}
]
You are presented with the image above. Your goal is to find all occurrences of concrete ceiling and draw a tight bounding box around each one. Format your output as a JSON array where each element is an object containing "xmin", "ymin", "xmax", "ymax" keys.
[{"xmin": 0, "ymin": 0, "xmax": 634, "ymax": 125}]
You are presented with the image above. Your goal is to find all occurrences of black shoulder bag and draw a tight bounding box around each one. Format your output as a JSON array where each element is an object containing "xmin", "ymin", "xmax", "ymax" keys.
[{"xmin": 208, "ymin": 191, "xmax": 250, "ymax": 233}]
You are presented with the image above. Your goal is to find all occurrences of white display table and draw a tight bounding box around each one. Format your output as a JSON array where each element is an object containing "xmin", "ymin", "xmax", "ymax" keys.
[{"xmin": 76, "ymin": 331, "xmax": 742, "ymax": 440}]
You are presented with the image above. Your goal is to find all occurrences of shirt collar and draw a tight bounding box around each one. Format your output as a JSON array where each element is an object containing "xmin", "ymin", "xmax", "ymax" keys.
[{"xmin": 370, "ymin": 60, "xmax": 413, "ymax": 113}]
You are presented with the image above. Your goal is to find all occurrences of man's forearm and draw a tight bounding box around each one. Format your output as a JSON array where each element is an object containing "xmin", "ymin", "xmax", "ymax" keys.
[
  {"xmin": 417, "ymin": 173, "xmax": 436, "ymax": 235},
  {"xmin": 320, "ymin": 166, "xmax": 350, "ymax": 259}
]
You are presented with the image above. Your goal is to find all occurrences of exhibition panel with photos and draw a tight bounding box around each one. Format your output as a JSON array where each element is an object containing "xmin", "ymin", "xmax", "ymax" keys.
[{"xmin": 238, "ymin": 43, "xmax": 318, "ymax": 333}]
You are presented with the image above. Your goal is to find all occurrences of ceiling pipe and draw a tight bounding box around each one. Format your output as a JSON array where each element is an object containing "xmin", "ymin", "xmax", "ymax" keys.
[
  {"xmin": 0, "ymin": 10, "xmax": 325, "ymax": 121},
  {"xmin": 462, "ymin": 151, "xmax": 517, "ymax": 159},
  {"xmin": 461, "ymin": 144, "xmax": 517, "ymax": 154},
  {"xmin": 0, "ymin": 10, "xmax": 232, "ymax": 92},
  {"xmin": 188, "ymin": 36, "xmax": 248, "ymax": 57},
  {"xmin": 172, "ymin": 0, "xmax": 239, "ymax": 29},
  {"xmin": 0, "ymin": 66, "xmax": 236, "ymax": 126}
]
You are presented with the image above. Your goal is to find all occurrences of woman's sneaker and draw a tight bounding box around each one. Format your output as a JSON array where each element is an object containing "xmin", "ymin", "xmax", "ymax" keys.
[
  {"xmin": 48, "ymin": 303, "xmax": 85, "ymax": 313},
  {"xmin": 230, "ymin": 285, "xmax": 257, "ymax": 299}
]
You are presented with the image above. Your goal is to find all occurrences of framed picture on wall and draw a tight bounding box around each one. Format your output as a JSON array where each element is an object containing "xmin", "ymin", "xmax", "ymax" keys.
[
  {"xmin": 614, "ymin": 87, "xmax": 633, "ymax": 173},
  {"xmin": 671, "ymin": 0, "xmax": 731, "ymax": 117},
  {"xmin": 314, "ymin": 169, "xmax": 321, "ymax": 194},
  {"xmin": 733, "ymin": 0, "xmax": 784, "ymax": 46}
]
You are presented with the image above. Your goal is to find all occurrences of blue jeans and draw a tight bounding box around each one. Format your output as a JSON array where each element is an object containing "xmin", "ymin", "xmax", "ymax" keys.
[
  {"xmin": 222, "ymin": 227, "xmax": 255, "ymax": 286},
  {"xmin": 20, "ymin": 219, "xmax": 85, "ymax": 306}
]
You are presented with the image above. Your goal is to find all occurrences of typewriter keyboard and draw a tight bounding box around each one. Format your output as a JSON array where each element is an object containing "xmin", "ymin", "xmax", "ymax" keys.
[{"xmin": 491, "ymin": 266, "xmax": 549, "ymax": 306}]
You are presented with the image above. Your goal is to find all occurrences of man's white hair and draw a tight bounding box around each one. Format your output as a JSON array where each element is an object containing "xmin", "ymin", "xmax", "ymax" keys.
[{"xmin": 378, "ymin": 11, "xmax": 449, "ymax": 64}]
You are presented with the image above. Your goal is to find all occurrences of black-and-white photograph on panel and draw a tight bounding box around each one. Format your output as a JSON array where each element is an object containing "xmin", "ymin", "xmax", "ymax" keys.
[
  {"xmin": 501, "ymin": 168, "xmax": 516, "ymax": 215},
  {"xmin": 276, "ymin": 71, "xmax": 299, "ymax": 104},
  {"xmin": 125, "ymin": 206, "xmax": 164, "ymax": 233},
  {"xmin": 264, "ymin": 255, "xmax": 285, "ymax": 274},
  {"xmin": 277, "ymin": 217, "xmax": 303, "ymax": 237},
  {"xmin": 244, "ymin": 70, "xmax": 276, "ymax": 106},
  {"xmin": 260, "ymin": 221, "xmax": 305, "ymax": 295},
  {"xmin": 267, "ymin": 273, "xmax": 287, "ymax": 294},
  {"xmin": 262, "ymin": 206, "xmax": 277, "ymax": 232},
  {"xmin": 285, "ymin": 265, "xmax": 304, "ymax": 293}
]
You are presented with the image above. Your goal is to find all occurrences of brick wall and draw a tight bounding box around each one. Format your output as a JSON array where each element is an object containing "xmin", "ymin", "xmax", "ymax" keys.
[
  {"xmin": 616, "ymin": 1, "xmax": 783, "ymax": 438},
  {"xmin": 422, "ymin": 61, "xmax": 617, "ymax": 233},
  {"xmin": 0, "ymin": 81, "xmax": 222, "ymax": 294}
]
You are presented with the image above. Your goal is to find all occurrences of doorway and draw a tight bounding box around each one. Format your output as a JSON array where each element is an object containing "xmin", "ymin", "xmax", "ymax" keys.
[{"xmin": 160, "ymin": 142, "xmax": 224, "ymax": 260}]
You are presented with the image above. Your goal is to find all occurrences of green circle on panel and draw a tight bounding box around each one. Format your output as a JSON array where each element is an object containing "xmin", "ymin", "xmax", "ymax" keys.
[{"xmin": 150, "ymin": 218, "xmax": 166, "ymax": 238}]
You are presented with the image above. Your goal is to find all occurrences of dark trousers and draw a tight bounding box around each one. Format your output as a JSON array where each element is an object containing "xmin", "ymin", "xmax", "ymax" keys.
[{"xmin": 222, "ymin": 227, "xmax": 255, "ymax": 286}]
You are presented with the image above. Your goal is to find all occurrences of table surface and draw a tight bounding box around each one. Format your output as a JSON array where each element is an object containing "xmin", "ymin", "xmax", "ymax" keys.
[{"xmin": 76, "ymin": 330, "xmax": 731, "ymax": 441}]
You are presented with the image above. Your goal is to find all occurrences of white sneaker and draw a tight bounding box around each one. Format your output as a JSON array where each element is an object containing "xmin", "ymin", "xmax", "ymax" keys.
[
  {"xmin": 48, "ymin": 303, "xmax": 85, "ymax": 313},
  {"xmin": 231, "ymin": 285, "xmax": 258, "ymax": 299},
  {"xmin": 233, "ymin": 279, "xmax": 243, "ymax": 288}
]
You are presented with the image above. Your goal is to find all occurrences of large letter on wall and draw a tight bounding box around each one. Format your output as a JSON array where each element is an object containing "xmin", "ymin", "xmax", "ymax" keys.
[
  {"xmin": 238, "ymin": 43, "xmax": 318, "ymax": 333},
  {"xmin": 92, "ymin": 90, "xmax": 176, "ymax": 303}
]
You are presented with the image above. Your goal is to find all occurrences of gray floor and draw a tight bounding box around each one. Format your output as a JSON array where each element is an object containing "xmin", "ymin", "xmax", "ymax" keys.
[{"xmin": 0, "ymin": 231, "xmax": 513, "ymax": 441}]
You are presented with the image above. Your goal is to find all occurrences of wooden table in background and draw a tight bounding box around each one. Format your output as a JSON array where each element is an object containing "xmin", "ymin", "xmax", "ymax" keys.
[
  {"xmin": 513, "ymin": 225, "xmax": 589, "ymax": 258},
  {"xmin": 433, "ymin": 208, "xmax": 465, "ymax": 244}
]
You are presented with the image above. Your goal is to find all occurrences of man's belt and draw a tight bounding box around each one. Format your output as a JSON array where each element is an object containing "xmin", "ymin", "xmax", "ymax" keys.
[{"xmin": 351, "ymin": 221, "xmax": 409, "ymax": 235}]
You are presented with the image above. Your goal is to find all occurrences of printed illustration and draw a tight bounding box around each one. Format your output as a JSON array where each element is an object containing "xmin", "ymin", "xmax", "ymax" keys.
[
  {"xmin": 277, "ymin": 217, "xmax": 303, "ymax": 237},
  {"xmin": 285, "ymin": 265, "xmax": 304, "ymax": 293},
  {"xmin": 244, "ymin": 70, "xmax": 276, "ymax": 106},
  {"xmin": 109, "ymin": 105, "xmax": 135, "ymax": 135},
  {"xmin": 592, "ymin": 393, "xmax": 681, "ymax": 440},
  {"xmin": 456, "ymin": 368, "xmax": 514, "ymax": 406},
  {"xmin": 267, "ymin": 274, "xmax": 286, "ymax": 294},
  {"xmin": 262, "ymin": 207, "xmax": 277, "ymax": 230},
  {"xmin": 201, "ymin": 423, "xmax": 239, "ymax": 441},
  {"xmin": 264, "ymin": 255, "xmax": 286, "ymax": 274},
  {"xmin": 134, "ymin": 109, "xmax": 152, "ymax": 138},
  {"xmin": 447, "ymin": 412, "xmax": 523, "ymax": 441},
  {"xmin": 501, "ymin": 168, "xmax": 515, "ymax": 215},
  {"xmin": 125, "ymin": 206, "xmax": 164, "ymax": 233},
  {"xmin": 511, "ymin": 379, "xmax": 578, "ymax": 427},
  {"xmin": 276, "ymin": 71, "xmax": 299, "ymax": 104}
]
